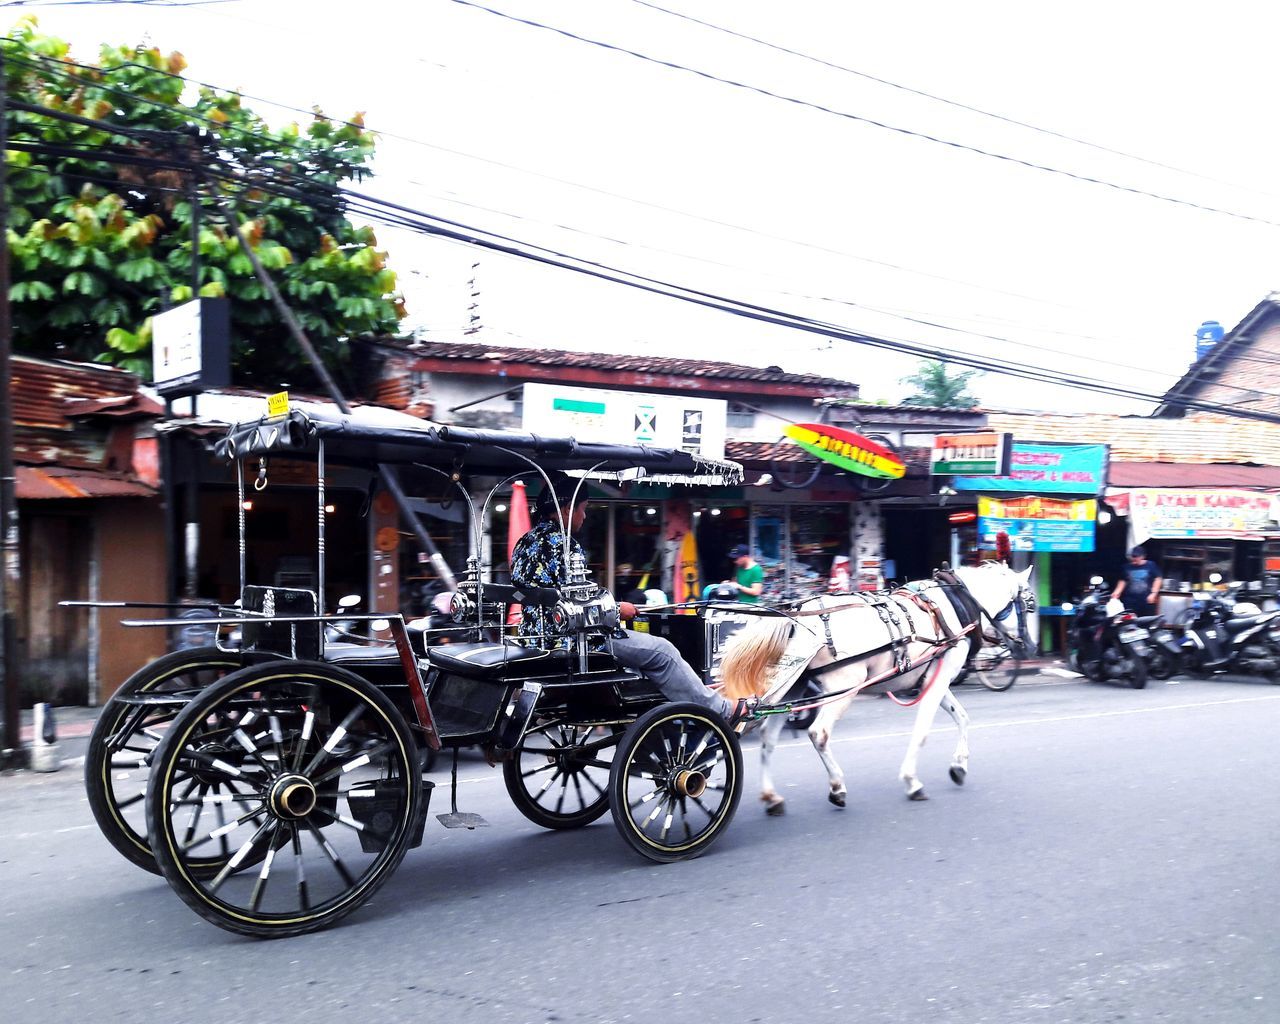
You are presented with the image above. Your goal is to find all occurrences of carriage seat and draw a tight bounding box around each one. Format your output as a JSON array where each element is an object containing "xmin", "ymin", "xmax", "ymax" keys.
[
  {"xmin": 426, "ymin": 641, "xmax": 553, "ymax": 681},
  {"xmin": 324, "ymin": 642, "xmax": 403, "ymax": 666}
]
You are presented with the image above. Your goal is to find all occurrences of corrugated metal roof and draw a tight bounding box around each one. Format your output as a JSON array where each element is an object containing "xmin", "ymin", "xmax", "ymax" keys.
[
  {"xmin": 382, "ymin": 339, "xmax": 859, "ymax": 390},
  {"xmin": 985, "ymin": 411, "xmax": 1280, "ymax": 465},
  {"xmin": 14, "ymin": 356, "xmax": 144, "ymax": 431},
  {"xmin": 16, "ymin": 466, "xmax": 156, "ymax": 500},
  {"xmin": 1108, "ymin": 463, "xmax": 1280, "ymax": 487}
]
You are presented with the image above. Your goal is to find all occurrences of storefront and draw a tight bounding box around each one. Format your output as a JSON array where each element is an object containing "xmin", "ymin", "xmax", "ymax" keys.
[{"xmin": 1104, "ymin": 487, "xmax": 1280, "ymax": 614}]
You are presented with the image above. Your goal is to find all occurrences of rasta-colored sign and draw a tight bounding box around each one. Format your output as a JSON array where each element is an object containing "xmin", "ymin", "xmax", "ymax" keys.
[{"xmin": 783, "ymin": 423, "xmax": 906, "ymax": 480}]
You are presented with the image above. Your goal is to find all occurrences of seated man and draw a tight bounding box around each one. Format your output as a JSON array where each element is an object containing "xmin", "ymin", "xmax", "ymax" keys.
[{"xmin": 510, "ymin": 474, "xmax": 753, "ymax": 725}]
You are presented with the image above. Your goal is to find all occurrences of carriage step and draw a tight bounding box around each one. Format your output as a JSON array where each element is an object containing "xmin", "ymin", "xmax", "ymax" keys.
[{"xmin": 436, "ymin": 811, "xmax": 489, "ymax": 829}]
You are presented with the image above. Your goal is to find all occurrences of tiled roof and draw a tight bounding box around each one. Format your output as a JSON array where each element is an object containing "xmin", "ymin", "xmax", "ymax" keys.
[
  {"xmin": 381, "ymin": 339, "xmax": 859, "ymax": 391},
  {"xmin": 984, "ymin": 411, "xmax": 1280, "ymax": 465}
]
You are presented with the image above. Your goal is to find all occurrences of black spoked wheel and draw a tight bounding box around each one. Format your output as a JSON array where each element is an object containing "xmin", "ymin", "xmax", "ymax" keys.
[
  {"xmin": 970, "ymin": 642, "xmax": 1022, "ymax": 692},
  {"xmin": 146, "ymin": 662, "xmax": 421, "ymax": 939},
  {"xmin": 85, "ymin": 648, "xmax": 262, "ymax": 876},
  {"xmin": 1125, "ymin": 653, "xmax": 1149, "ymax": 689},
  {"xmin": 504, "ymin": 720, "xmax": 623, "ymax": 830},
  {"xmin": 609, "ymin": 702, "xmax": 742, "ymax": 863}
]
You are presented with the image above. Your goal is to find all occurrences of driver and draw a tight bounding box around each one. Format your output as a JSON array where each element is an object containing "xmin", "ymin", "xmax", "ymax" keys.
[{"xmin": 510, "ymin": 475, "xmax": 754, "ymax": 725}]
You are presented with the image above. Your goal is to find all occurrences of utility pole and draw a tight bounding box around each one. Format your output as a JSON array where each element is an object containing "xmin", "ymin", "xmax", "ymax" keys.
[
  {"xmin": 215, "ymin": 196, "xmax": 458, "ymax": 591},
  {"xmin": 0, "ymin": 44, "xmax": 25, "ymax": 768}
]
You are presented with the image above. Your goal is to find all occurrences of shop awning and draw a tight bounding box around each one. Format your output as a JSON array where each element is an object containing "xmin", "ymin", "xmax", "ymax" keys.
[{"xmin": 1109, "ymin": 462, "xmax": 1280, "ymax": 487}]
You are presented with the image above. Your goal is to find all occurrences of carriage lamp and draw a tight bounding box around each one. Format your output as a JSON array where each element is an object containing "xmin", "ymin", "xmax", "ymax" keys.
[
  {"xmin": 550, "ymin": 591, "xmax": 619, "ymax": 635},
  {"xmin": 449, "ymin": 591, "xmax": 475, "ymax": 623}
]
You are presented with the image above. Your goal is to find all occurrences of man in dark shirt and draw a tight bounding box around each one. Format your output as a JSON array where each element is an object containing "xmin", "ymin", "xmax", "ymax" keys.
[
  {"xmin": 1112, "ymin": 546, "xmax": 1163, "ymax": 613},
  {"xmin": 510, "ymin": 476, "xmax": 750, "ymax": 723}
]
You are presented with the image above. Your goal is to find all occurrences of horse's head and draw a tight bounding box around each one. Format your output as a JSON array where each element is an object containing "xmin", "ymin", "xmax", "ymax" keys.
[{"xmin": 956, "ymin": 562, "xmax": 1037, "ymax": 655}]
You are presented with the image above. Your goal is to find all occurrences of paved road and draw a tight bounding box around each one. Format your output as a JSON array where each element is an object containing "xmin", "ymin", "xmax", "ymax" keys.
[{"xmin": 2, "ymin": 672, "xmax": 1278, "ymax": 1024}]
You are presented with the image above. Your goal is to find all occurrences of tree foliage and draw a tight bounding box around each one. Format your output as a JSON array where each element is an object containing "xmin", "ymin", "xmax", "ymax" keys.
[
  {"xmin": 3, "ymin": 18, "xmax": 406, "ymax": 385},
  {"xmin": 899, "ymin": 359, "xmax": 981, "ymax": 408}
]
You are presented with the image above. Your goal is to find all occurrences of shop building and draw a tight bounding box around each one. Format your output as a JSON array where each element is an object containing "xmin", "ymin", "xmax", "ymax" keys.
[
  {"xmin": 357, "ymin": 339, "xmax": 876, "ymax": 603},
  {"xmin": 12, "ymin": 356, "xmax": 166, "ymax": 703}
]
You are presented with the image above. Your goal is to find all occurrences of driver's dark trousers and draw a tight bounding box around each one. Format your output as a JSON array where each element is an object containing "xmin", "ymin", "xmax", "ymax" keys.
[{"xmin": 607, "ymin": 631, "xmax": 733, "ymax": 718}]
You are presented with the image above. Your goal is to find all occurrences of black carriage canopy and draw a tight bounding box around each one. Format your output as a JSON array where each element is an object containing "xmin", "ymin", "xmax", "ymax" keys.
[{"xmin": 213, "ymin": 405, "xmax": 745, "ymax": 485}]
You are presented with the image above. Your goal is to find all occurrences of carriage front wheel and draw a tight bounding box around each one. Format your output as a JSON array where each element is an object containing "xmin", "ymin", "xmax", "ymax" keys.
[
  {"xmin": 608, "ymin": 703, "xmax": 742, "ymax": 863},
  {"xmin": 145, "ymin": 661, "xmax": 422, "ymax": 939}
]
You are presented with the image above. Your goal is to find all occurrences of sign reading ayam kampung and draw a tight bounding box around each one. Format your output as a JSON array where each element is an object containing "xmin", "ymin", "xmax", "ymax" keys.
[
  {"xmin": 783, "ymin": 423, "xmax": 906, "ymax": 479},
  {"xmin": 931, "ymin": 432, "xmax": 1012, "ymax": 476}
]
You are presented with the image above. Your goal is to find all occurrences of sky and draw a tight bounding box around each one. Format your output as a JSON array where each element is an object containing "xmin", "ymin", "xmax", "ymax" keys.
[{"xmin": 17, "ymin": 0, "xmax": 1280, "ymax": 413}]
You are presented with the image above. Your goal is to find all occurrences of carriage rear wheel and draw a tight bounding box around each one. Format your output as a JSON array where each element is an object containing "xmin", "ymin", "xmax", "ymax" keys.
[
  {"xmin": 146, "ymin": 661, "xmax": 421, "ymax": 939},
  {"xmin": 85, "ymin": 647, "xmax": 264, "ymax": 876},
  {"xmin": 609, "ymin": 703, "xmax": 742, "ymax": 863},
  {"xmin": 970, "ymin": 643, "xmax": 1022, "ymax": 692},
  {"xmin": 504, "ymin": 720, "xmax": 623, "ymax": 830}
]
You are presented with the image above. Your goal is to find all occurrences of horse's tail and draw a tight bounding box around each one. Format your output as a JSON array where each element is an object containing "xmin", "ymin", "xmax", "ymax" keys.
[{"xmin": 720, "ymin": 618, "xmax": 794, "ymax": 700}]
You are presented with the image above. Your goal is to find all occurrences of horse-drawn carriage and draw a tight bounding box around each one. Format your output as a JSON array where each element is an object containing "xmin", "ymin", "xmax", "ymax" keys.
[{"xmin": 76, "ymin": 402, "xmax": 1035, "ymax": 939}]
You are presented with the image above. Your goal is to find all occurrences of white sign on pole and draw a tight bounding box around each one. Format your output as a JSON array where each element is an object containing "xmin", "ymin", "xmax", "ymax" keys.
[
  {"xmin": 150, "ymin": 298, "xmax": 231, "ymax": 397},
  {"xmin": 521, "ymin": 382, "xmax": 726, "ymax": 460}
]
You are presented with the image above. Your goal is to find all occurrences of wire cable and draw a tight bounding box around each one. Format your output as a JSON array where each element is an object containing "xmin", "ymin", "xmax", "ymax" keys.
[{"xmin": 449, "ymin": 0, "xmax": 1280, "ymax": 228}]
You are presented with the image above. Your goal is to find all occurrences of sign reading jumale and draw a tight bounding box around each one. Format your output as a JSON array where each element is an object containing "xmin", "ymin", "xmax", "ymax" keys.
[
  {"xmin": 783, "ymin": 423, "xmax": 905, "ymax": 479},
  {"xmin": 931, "ymin": 432, "xmax": 1012, "ymax": 476}
]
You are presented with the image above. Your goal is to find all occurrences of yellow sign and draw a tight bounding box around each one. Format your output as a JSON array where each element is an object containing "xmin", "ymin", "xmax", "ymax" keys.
[
  {"xmin": 978, "ymin": 495, "xmax": 1096, "ymax": 521},
  {"xmin": 266, "ymin": 391, "xmax": 290, "ymax": 417}
]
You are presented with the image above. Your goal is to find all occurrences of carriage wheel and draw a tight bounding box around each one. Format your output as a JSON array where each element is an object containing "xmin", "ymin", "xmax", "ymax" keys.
[
  {"xmin": 146, "ymin": 662, "xmax": 421, "ymax": 939},
  {"xmin": 970, "ymin": 643, "xmax": 1022, "ymax": 691},
  {"xmin": 504, "ymin": 720, "xmax": 623, "ymax": 830},
  {"xmin": 609, "ymin": 703, "xmax": 742, "ymax": 863},
  {"xmin": 85, "ymin": 648, "xmax": 264, "ymax": 876}
]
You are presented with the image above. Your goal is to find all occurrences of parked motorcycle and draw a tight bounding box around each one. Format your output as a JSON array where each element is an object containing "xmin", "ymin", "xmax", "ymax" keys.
[
  {"xmin": 1174, "ymin": 580, "xmax": 1280, "ymax": 682},
  {"xmin": 1068, "ymin": 577, "xmax": 1151, "ymax": 689}
]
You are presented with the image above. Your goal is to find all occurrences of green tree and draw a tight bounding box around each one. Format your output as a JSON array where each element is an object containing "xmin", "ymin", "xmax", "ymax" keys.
[
  {"xmin": 3, "ymin": 18, "xmax": 406, "ymax": 385},
  {"xmin": 899, "ymin": 359, "xmax": 981, "ymax": 408}
]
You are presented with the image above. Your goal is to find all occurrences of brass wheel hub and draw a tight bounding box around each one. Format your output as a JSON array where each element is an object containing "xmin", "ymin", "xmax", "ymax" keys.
[
  {"xmin": 673, "ymin": 769, "xmax": 707, "ymax": 799},
  {"xmin": 268, "ymin": 773, "xmax": 318, "ymax": 819}
]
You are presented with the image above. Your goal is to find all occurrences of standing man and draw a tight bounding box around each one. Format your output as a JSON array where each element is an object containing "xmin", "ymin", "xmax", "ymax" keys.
[
  {"xmin": 1112, "ymin": 546, "xmax": 1163, "ymax": 613},
  {"xmin": 724, "ymin": 545, "xmax": 765, "ymax": 604}
]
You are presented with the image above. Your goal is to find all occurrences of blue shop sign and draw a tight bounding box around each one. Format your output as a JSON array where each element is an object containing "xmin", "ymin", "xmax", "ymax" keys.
[
  {"xmin": 978, "ymin": 516, "xmax": 1096, "ymax": 553},
  {"xmin": 954, "ymin": 442, "xmax": 1107, "ymax": 495}
]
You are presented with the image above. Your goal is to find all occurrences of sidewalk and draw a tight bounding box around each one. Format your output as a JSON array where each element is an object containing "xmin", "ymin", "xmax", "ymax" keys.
[{"xmin": 18, "ymin": 704, "xmax": 101, "ymax": 743}]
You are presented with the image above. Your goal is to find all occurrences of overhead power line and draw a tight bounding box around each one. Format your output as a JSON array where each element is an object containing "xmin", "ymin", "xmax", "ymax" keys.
[
  {"xmin": 627, "ymin": 0, "xmax": 1280, "ymax": 203},
  {"xmin": 4, "ymin": 42, "xmax": 1091, "ymax": 314},
  {"xmin": 14, "ymin": 96, "xmax": 1280, "ymax": 421},
  {"xmin": 449, "ymin": 0, "xmax": 1280, "ymax": 228}
]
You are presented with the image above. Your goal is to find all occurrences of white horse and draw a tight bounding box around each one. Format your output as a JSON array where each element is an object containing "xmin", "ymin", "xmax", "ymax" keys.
[{"xmin": 720, "ymin": 562, "xmax": 1035, "ymax": 812}]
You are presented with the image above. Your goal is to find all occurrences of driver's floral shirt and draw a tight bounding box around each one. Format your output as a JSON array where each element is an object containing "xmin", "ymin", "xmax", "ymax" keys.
[{"xmin": 509, "ymin": 518, "xmax": 586, "ymax": 644}]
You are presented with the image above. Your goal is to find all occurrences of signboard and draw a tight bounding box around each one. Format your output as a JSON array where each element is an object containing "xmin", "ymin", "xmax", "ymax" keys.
[
  {"xmin": 954, "ymin": 442, "xmax": 1107, "ymax": 495},
  {"xmin": 266, "ymin": 391, "xmax": 290, "ymax": 417},
  {"xmin": 782, "ymin": 423, "xmax": 905, "ymax": 480},
  {"xmin": 1126, "ymin": 488, "xmax": 1275, "ymax": 543},
  {"xmin": 151, "ymin": 297, "xmax": 231, "ymax": 398},
  {"xmin": 521, "ymin": 383, "xmax": 725, "ymax": 460},
  {"xmin": 931, "ymin": 432, "xmax": 1012, "ymax": 476},
  {"xmin": 977, "ymin": 495, "xmax": 1097, "ymax": 552}
]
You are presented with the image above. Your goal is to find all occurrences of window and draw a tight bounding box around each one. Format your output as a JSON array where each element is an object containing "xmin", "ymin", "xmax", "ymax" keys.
[{"xmin": 727, "ymin": 402, "xmax": 756, "ymax": 430}]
